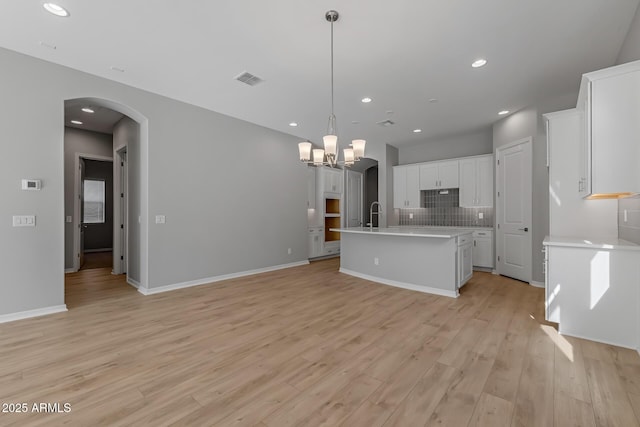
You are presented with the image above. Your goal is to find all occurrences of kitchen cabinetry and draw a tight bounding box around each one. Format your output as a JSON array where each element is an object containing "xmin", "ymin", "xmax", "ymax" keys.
[
  {"xmin": 419, "ymin": 160, "xmax": 459, "ymax": 190},
  {"xmin": 393, "ymin": 165, "xmax": 420, "ymax": 208},
  {"xmin": 577, "ymin": 60, "xmax": 640, "ymax": 198},
  {"xmin": 543, "ymin": 237, "xmax": 640, "ymax": 349},
  {"xmin": 308, "ymin": 227, "xmax": 323, "ymax": 258},
  {"xmin": 457, "ymin": 233, "xmax": 473, "ymax": 288},
  {"xmin": 472, "ymin": 229, "xmax": 493, "ymax": 268},
  {"xmin": 319, "ymin": 167, "xmax": 343, "ymax": 194},
  {"xmin": 307, "ymin": 168, "xmax": 316, "ymax": 209},
  {"xmin": 459, "ymin": 155, "xmax": 493, "ymax": 207}
]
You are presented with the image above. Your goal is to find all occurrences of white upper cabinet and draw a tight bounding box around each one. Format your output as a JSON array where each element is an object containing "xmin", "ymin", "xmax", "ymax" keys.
[
  {"xmin": 419, "ymin": 160, "xmax": 459, "ymax": 190},
  {"xmin": 577, "ymin": 60, "xmax": 640, "ymax": 198},
  {"xmin": 393, "ymin": 165, "xmax": 420, "ymax": 208},
  {"xmin": 459, "ymin": 155, "xmax": 493, "ymax": 207},
  {"xmin": 320, "ymin": 167, "xmax": 343, "ymax": 194}
]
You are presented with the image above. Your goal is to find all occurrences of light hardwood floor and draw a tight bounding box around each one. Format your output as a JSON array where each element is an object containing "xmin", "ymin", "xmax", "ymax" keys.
[{"xmin": 2, "ymin": 258, "xmax": 640, "ymax": 426}]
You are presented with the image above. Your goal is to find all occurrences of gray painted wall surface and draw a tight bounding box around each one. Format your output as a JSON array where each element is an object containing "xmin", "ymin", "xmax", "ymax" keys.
[
  {"xmin": 492, "ymin": 94, "xmax": 576, "ymax": 284},
  {"xmin": 398, "ymin": 128, "xmax": 493, "ymax": 165},
  {"xmin": 619, "ymin": 196, "xmax": 640, "ymax": 244},
  {"xmin": 617, "ymin": 3, "xmax": 640, "ymax": 64},
  {"xmin": 83, "ymin": 159, "xmax": 114, "ymax": 251},
  {"xmin": 63, "ymin": 127, "xmax": 113, "ymax": 269},
  {"xmin": 0, "ymin": 47, "xmax": 308, "ymax": 316}
]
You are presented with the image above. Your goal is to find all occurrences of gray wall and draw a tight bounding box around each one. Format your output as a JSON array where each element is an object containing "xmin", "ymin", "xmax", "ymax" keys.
[
  {"xmin": 398, "ymin": 128, "xmax": 493, "ymax": 165},
  {"xmin": 83, "ymin": 159, "xmax": 114, "ymax": 251},
  {"xmin": 63, "ymin": 127, "xmax": 113, "ymax": 269},
  {"xmin": 492, "ymin": 94, "xmax": 577, "ymax": 284},
  {"xmin": 0, "ymin": 47, "xmax": 308, "ymax": 316},
  {"xmin": 617, "ymin": 2, "xmax": 640, "ymax": 64},
  {"xmin": 620, "ymin": 196, "xmax": 640, "ymax": 244}
]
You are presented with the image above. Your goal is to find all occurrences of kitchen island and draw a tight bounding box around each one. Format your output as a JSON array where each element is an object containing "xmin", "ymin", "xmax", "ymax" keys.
[{"xmin": 330, "ymin": 227, "xmax": 473, "ymax": 298}]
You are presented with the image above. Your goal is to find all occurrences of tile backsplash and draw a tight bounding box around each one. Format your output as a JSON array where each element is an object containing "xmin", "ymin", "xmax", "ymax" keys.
[
  {"xmin": 619, "ymin": 195, "xmax": 640, "ymax": 244},
  {"xmin": 398, "ymin": 189, "xmax": 494, "ymax": 227}
]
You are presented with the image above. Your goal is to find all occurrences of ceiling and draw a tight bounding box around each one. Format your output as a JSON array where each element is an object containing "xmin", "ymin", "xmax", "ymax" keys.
[
  {"xmin": 64, "ymin": 99, "xmax": 124, "ymax": 134},
  {"xmin": 1, "ymin": 1, "xmax": 638, "ymax": 147}
]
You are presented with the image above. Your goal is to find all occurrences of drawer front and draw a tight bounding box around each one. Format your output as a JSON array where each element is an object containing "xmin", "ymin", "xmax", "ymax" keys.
[
  {"xmin": 458, "ymin": 235, "xmax": 471, "ymax": 245},
  {"xmin": 473, "ymin": 230, "xmax": 493, "ymax": 238}
]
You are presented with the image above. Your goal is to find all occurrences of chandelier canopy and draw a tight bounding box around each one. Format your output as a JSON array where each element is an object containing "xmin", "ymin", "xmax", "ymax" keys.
[{"xmin": 298, "ymin": 10, "xmax": 366, "ymax": 168}]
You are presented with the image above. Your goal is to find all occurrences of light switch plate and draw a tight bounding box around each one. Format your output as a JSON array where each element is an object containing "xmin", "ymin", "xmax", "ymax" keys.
[
  {"xmin": 66, "ymin": 216, "xmax": 72, "ymax": 223},
  {"xmin": 479, "ymin": 212, "xmax": 484, "ymax": 219},
  {"xmin": 13, "ymin": 215, "xmax": 36, "ymax": 227}
]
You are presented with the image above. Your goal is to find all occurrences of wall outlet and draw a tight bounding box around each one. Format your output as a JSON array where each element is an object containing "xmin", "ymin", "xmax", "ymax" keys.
[
  {"xmin": 287, "ymin": 248, "xmax": 292, "ymax": 254},
  {"xmin": 155, "ymin": 215, "xmax": 166, "ymax": 224},
  {"xmin": 374, "ymin": 257, "xmax": 379, "ymax": 265},
  {"xmin": 624, "ymin": 209, "xmax": 628, "ymax": 222},
  {"xmin": 409, "ymin": 213, "xmax": 414, "ymax": 219},
  {"xmin": 479, "ymin": 212, "xmax": 484, "ymax": 219},
  {"xmin": 66, "ymin": 215, "xmax": 72, "ymax": 223}
]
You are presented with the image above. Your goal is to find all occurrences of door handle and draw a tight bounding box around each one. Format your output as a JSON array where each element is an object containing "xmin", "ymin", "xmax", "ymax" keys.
[{"xmin": 518, "ymin": 227, "xmax": 529, "ymax": 232}]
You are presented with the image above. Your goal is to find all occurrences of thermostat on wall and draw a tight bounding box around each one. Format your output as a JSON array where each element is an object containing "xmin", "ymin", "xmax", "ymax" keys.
[{"xmin": 21, "ymin": 179, "xmax": 41, "ymax": 190}]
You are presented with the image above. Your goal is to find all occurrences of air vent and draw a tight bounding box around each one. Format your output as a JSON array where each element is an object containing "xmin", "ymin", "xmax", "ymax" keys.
[
  {"xmin": 377, "ymin": 119, "xmax": 395, "ymax": 127},
  {"xmin": 234, "ymin": 71, "xmax": 264, "ymax": 86}
]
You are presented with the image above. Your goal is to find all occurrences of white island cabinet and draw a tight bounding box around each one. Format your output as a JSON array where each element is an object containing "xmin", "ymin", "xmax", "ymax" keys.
[{"xmin": 331, "ymin": 227, "xmax": 473, "ymax": 298}]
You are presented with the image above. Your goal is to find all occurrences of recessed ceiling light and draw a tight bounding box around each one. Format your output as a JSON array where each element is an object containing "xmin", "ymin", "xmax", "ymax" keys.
[
  {"xmin": 413, "ymin": 129, "xmax": 422, "ymax": 133},
  {"xmin": 471, "ymin": 59, "xmax": 487, "ymax": 68},
  {"xmin": 70, "ymin": 120, "xmax": 83, "ymax": 125},
  {"xmin": 361, "ymin": 97, "xmax": 372, "ymax": 103},
  {"xmin": 429, "ymin": 98, "xmax": 438, "ymax": 103},
  {"xmin": 289, "ymin": 122, "xmax": 298, "ymax": 127},
  {"xmin": 498, "ymin": 110, "xmax": 510, "ymax": 115},
  {"xmin": 43, "ymin": 3, "xmax": 69, "ymax": 17},
  {"xmin": 82, "ymin": 107, "xmax": 95, "ymax": 114}
]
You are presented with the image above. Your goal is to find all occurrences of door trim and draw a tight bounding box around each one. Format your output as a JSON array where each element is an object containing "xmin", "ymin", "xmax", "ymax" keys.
[
  {"xmin": 495, "ymin": 136, "xmax": 533, "ymax": 283},
  {"xmin": 73, "ymin": 152, "xmax": 113, "ymax": 272}
]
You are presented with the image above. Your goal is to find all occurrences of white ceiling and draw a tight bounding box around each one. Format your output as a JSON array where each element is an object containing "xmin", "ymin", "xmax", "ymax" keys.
[
  {"xmin": 1, "ymin": 1, "xmax": 638, "ymax": 147},
  {"xmin": 64, "ymin": 99, "xmax": 124, "ymax": 134}
]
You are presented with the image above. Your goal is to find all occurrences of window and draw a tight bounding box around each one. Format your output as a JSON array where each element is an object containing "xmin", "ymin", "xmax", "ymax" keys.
[{"xmin": 83, "ymin": 179, "xmax": 105, "ymax": 223}]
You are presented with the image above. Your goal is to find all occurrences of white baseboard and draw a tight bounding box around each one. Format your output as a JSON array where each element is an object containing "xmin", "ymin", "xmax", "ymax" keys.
[
  {"xmin": 127, "ymin": 277, "xmax": 140, "ymax": 289},
  {"xmin": 339, "ymin": 268, "xmax": 459, "ymax": 298},
  {"xmin": 65, "ymin": 268, "xmax": 77, "ymax": 274},
  {"xmin": 491, "ymin": 269, "xmax": 499, "ymax": 275},
  {"xmin": 529, "ymin": 280, "xmax": 545, "ymax": 288},
  {"xmin": 0, "ymin": 305, "xmax": 68, "ymax": 324},
  {"xmin": 138, "ymin": 260, "xmax": 310, "ymax": 296}
]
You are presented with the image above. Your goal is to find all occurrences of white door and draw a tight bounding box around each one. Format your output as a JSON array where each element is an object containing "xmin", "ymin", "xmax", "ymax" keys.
[
  {"xmin": 496, "ymin": 138, "xmax": 532, "ymax": 282},
  {"xmin": 346, "ymin": 170, "xmax": 363, "ymax": 227}
]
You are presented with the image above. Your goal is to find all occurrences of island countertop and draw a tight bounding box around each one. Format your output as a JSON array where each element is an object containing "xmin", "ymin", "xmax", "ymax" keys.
[{"xmin": 330, "ymin": 227, "xmax": 473, "ymax": 239}]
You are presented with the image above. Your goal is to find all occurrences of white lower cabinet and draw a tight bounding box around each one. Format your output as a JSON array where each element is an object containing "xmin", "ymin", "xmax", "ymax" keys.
[
  {"xmin": 458, "ymin": 238, "xmax": 473, "ymax": 288},
  {"xmin": 544, "ymin": 240, "xmax": 640, "ymax": 349},
  {"xmin": 472, "ymin": 229, "xmax": 494, "ymax": 269},
  {"xmin": 308, "ymin": 227, "xmax": 323, "ymax": 258}
]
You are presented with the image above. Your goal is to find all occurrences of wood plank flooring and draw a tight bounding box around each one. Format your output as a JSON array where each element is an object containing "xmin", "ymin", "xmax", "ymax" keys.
[{"xmin": 2, "ymin": 258, "xmax": 640, "ymax": 426}]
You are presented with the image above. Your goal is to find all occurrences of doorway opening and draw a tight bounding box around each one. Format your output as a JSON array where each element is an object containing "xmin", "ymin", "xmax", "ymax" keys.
[
  {"xmin": 63, "ymin": 97, "xmax": 148, "ymax": 304},
  {"xmin": 77, "ymin": 156, "xmax": 114, "ymax": 271},
  {"xmin": 344, "ymin": 158, "xmax": 379, "ymax": 228}
]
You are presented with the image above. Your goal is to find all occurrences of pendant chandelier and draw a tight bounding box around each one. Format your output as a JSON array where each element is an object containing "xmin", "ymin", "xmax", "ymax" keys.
[{"xmin": 298, "ymin": 10, "xmax": 366, "ymax": 168}]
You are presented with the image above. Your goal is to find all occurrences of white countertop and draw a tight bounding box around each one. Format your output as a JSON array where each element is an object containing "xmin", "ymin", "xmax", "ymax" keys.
[
  {"xmin": 330, "ymin": 227, "xmax": 473, "ymax": 239},
  {"xmin": 543, "ymin": 236, "xmax": 640, "ymax": 251},
  {"xmin": 390, "ymin": 225, "xmax": 493, "ymax": 230}
]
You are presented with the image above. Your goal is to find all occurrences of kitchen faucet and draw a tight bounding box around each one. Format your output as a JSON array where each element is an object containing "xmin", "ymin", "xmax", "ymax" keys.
[{"xmin": 368, "ymin": 201, "xmax": 382, "ymax": 231}]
